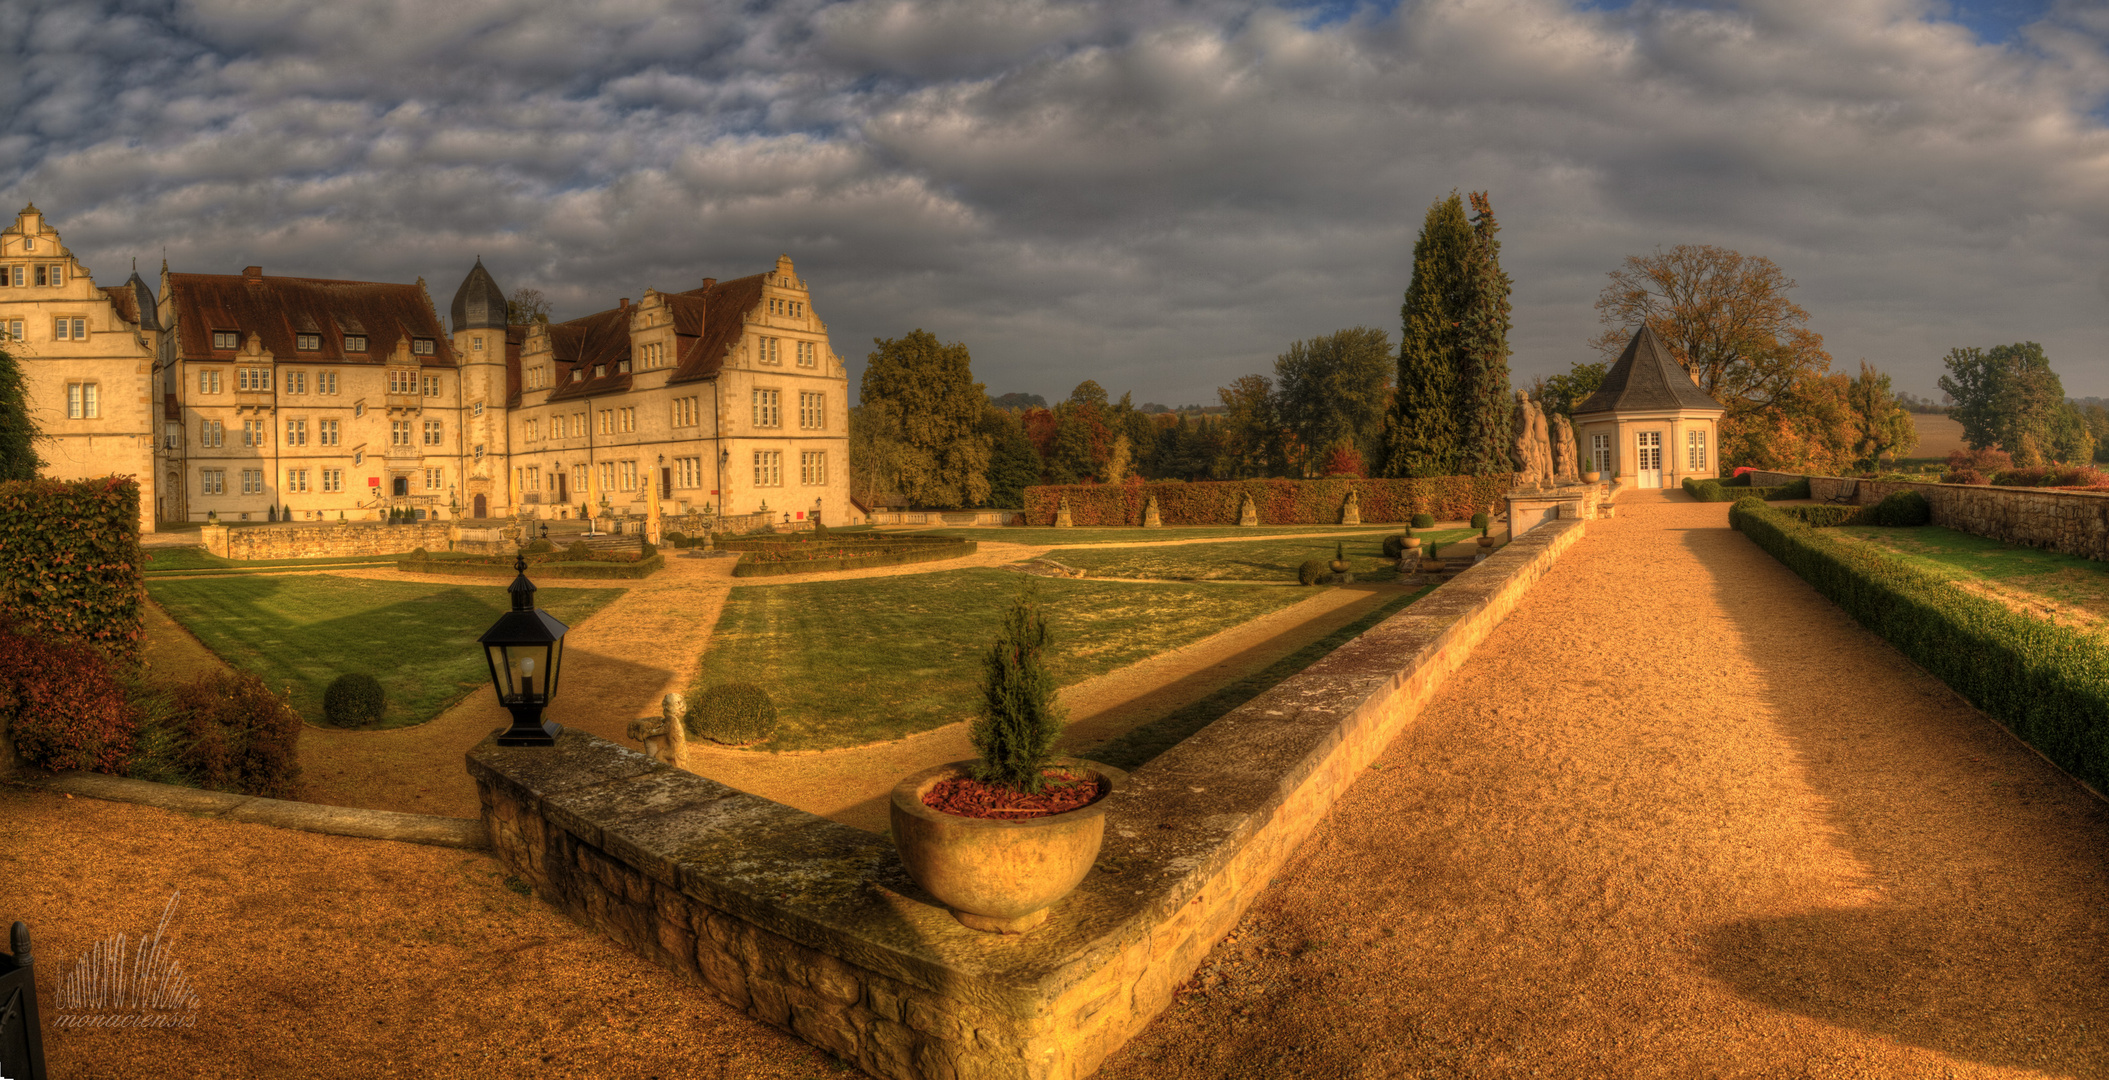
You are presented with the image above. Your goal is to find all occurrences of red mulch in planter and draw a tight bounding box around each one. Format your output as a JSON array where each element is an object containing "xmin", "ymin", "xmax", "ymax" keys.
[{"xmin": 923, "ymin": 770, "xmax": 1106, "ymax": 820}]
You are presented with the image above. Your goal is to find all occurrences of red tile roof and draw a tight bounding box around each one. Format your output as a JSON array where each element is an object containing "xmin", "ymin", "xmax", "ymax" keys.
[
  {"xmin": 100, "ymin": 285, "xmax": 139, "ymax": 326},
  {"xmin": 164, "ymin": 272, "xmax": 454, "ymax": 366},
  {"xmin": 541, "ymin": 273, "xmax": 764, "ymax": 402}
]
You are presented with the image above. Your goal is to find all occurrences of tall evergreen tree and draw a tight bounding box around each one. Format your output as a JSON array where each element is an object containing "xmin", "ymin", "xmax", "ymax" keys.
[
  {"xmin": 0, "ymin": 344, "xmax": 42, "ymax": 480},
  {"xmin": 1381, "ymin": 193, "xmax": 1471, "ymax": 477},
  {"xmin": 1453, "ymin": 191, "xmax": 1515, "ymax": 475},
  {"xmin": 980, "ymin": 405, "xmax": 1041, "ymax": 509}
]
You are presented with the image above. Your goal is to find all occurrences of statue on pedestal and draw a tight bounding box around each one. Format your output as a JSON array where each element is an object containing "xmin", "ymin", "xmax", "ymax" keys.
[{"xmin": 1551, "ymin": 413, "xmax": 1579, "ymax": 483}]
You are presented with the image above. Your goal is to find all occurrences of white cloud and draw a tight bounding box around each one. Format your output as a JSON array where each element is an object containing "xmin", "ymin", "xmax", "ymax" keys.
[{"xmin": 8, "ymin": 0, "xmax": 2109, "ymax": 403}]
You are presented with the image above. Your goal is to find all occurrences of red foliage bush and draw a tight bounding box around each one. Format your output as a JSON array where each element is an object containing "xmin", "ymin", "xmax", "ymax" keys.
[
  {"xmin": 1946, "ymin": 468, "xmax": 1989, "ymax": 485},
  {"xmin": 1943, "ymin": 447, "xmax": 2012, "ymax": 484},
  {"xmin": 1320, "ymin": 445, "xmax": 1365, "ymax": 478},
  {"xmin": 1024, "ymin": 475, "xmax": 1512, "ymax": 526},
  {"xmin": 171, "ymin": 670, "xmax": 302, "ymax": 798},
  {"xmin": 1991, "ymin": 465, "xmax": 2105, "ymax": 489},
  {"xmin": 0, "ymin": 624, "xmax": 137, "ymax": 773},
  {"xmin": 1732, "ymin": 466, "xmax": 1755, "ymax": 478}
]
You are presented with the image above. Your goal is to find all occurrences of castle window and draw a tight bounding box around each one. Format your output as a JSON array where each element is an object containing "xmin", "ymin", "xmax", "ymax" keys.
[
  {"xmin": 411, "ymin": 338, "xmax": 435, "ymax": 356},
  {"xmin": 65, "ymin": 382, "xmax": 99, "ymax": 419},
  {"xmin": 424, "ymin": 375, "xmax": 440, "ymax": 396},
  {"xmin": 285, "ymin": 419, "xmax": 306, "ymax": 446},
  {"xmin": 285, "ymin": 469, "xmax": 309, "ymax": 493},
  {"xmin": 201, "ymin": 420, "xmax": 223, "ymax": 447},
  {"xmin": 6, "ymin": 267, "xmax": 18, "ymax": 287},
  {"xmin": 240, "ymin": 468, "xmax": 262, "ymax": 495},
  {"xmin": 471, "ymin": 402, "xmax": 484, "ymax": 417},
  {"xmin": 799, "ymin": 391, "xmax": 825, "ymax": 430},
  {"xmin": 801, "ymin": 450, "xmax": 826, "ymax": 486},
  {"xmin": 344, "ymin": 335, "xmax": 368, "ymax": 353},
  {"xmin": 53, "ymin": 317, "xmax": 84, "ymax": 340},
  {"xmin": 424, "ymin": 420, "xmax": 442, "ymax": 446},
  {"xmin": 199, "ymin": 369, "xmax": 222, "ymax": 394},
  {"xmin": 33, "ymin": 266, "xmax": 45, "ymax": 287},
  {"xmin": 752, "ymin": 388, "xmax": 780, "ymax": 427},
  {"xmin": 213, "ymin": 330, "xmax": 238, "ymax": 349},
  {"xmin": 199, "ymin": 469, "xmax": 225, "ymax": 495},
  {"xmin": 320, "ymin": 371, "xmax": 337, "ymax": 394},
  {"xmin": 473, "ymin": 336, "xmax": 484, "ymax": 351},
  {"xmin": 296, "ymin": 333, "xmax": 320, "ymax": 351},
  {"xmin": 796, "ymin": 341, "xmax": 816, "ymax": 367},
  {"xmin": 4, "ymin": 319, "xmax": 18, "ymax": 341},
  {"xmin": 323, "ymin": 469, "xmax": 343, "ymax": 493},
  {"xmin": 753, "ymin": 450, "xmax": 782, "ymax": 487},
  {"xmin": 287, "ymin": 371, "xmax": 307, "ymax": 394},
  {"xmin": 319, "ymin": 419, "xmax": 339, "ymax": 446}
]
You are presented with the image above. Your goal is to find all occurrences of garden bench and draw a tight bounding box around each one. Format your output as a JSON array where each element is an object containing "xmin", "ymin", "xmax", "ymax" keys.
[{"xmin": 1823, "ymin": 479, "xmax": 1859, "ymax": 505}]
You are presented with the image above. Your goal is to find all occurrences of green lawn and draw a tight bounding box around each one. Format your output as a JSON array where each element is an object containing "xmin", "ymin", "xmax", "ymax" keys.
[
  {"xmin": 898, "ymin": 525, "xmax": 1415, "ymax": 546},
  {"xmin": 1046, "ymin": 527, "xmax": 1478, "ymax": 583},
  {"xmin": 1081, "ymin": 585, "xmax": 1431, "ymax": 771},
  {"xmin": 147, "ymin": 576, "xmax": 623, "ymax": 728},
  {"xmin": 1831, "ymin": 525, "xmax": 2109, "ymax": 627},
  {"xmin": 144, "ymin": 546, "xmax": 405, "ymax": 573},
  {"xmin": 688, "ymin": 569, "xmax": 1314, "ymax": 750}
]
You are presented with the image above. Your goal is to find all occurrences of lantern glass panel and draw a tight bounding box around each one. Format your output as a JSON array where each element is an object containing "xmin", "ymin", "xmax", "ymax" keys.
[{"xmin": 484, "ymin": 643, "xmax": 515, "ymax": 700}]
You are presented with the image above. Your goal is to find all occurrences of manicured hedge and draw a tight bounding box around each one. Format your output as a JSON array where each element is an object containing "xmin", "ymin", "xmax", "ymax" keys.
[
  {"xmin": 398, "ymin": 553, "xmax": 665, "ymax": 579},
  {"xmin": 732, "ymin": 539, "xmax": 976, "ymax": 577},
  {"xmin": 1683, "ymin": 477, "xmax": 1794, "ymax": 502},
  {"xmin": 1780, "ymin": 504, "xmax": 1864, "ymax": 528},
  {"xmin": 1730, "ymin": 498, "xmax": 2109, "ymax": 795},
  {"xmin": 1022, "ymin": 476, "xmax": 1511, "ymax": 527},
  {"xmin": 0, "ymin": 476, "xmax": 144, "ymax": 662}
]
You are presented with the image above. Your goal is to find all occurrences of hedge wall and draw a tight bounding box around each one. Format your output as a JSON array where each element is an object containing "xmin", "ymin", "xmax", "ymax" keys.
[
  {"xmin": 398, "ymin": 553, "xmax": 665, "ymax": 579},
  {"xmin": 0, "ymin": 476, "xmax": 144, "ymax": 663},
  {"xmin": 1021, "ymin": 476, "xmax": 1511, "ymax": 528},
  {"xmin": 1683, "ymin": 477, "xmax": 1796, "ymax": 503},
  {"xmin": 732, "ymin": 539, "xmax": 977, "ymax": 578},
  {"xmin": 1729, "ymin": 497, "xmax": 2109, "ymax": 795}
]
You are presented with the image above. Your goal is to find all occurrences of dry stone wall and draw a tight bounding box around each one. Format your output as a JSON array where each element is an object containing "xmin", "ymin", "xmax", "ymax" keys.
[
  {"xmin": 1748, "ymin": 471, "xmax": 2109, "ymax": 563},
  {"xmin": 468, "ymin": 513, "xmax": 1594, "ymax": 1079},
  {"xmin": 201, "ymin": 521, "xmax": 455, "ymax": 560}
]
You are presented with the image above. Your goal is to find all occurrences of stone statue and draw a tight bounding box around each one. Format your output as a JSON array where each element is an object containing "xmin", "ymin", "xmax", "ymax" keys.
[
  {"xmin": 1237, "ymin": 493, "xmax": 1259, "ymax": 527},
  {"xmin": 1340, "ymin": 489, "xmax": 1361, "ymax": 526},
  {"xmin": 1550, "ymin": 413, "xmax": 1579, "ymax": 482},
  {"xmin": 626, "ymin": 692, "xmax": 690, "ymax": 770},
  {"xmin": 1054, "ymin": 495, "xmax": 1074, "ymax": 528},
  {"xmin": 1142, "ymin": 494, "xmax": 1162, "ymax": 529},
  {"xmin": 1510, "ymin": 391, "xmax": 1555, "ymax": 488}
]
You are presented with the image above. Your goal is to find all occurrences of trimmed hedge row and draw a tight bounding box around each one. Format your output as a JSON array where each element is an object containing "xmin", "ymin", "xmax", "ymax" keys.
[
  {"xmin": 1022, "ymin": 476, "xmax": 1512, "ymax": 528},
  {"xmin": 0, "ymin": 476, "xmax": 144, "ymax": 662},
  {"xmin": 1729, "ymin": 496, "xmax": 2109, "ymax": 795},
  {"xmin": 713, "ymin": 534, "xmax": 956, "ymax": 552},
  {"xmin": 1683, "ymin": 476, "xmax": 1795, "ymax": 502},
  {"xmin": 398, "ymin": 553, "xmax": 665, "ymax": 579},
  {"xmin": 731, "ymin": 540, "xmax": 977, "ymax": 578}
]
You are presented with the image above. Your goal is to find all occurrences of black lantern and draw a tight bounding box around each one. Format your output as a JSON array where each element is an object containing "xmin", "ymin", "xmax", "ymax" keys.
[{"xmin": 478, "ymin": 555, "xmax": 568, "ymax": 746}]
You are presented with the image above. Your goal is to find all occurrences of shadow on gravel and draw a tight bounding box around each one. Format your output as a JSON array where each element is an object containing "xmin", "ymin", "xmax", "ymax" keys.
[{"xmin": 1684, "ymin": 518, "xmax": 2109, "ymax": 1075}]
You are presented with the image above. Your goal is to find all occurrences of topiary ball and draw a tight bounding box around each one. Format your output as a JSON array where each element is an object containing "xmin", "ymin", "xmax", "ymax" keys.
[
  {"xmin": 665, "ymin": 530, "xmax": 688, "ymax": 548},
  {"xmin": 1297, "ymin": 559, "xmax": 1330, "ymax": 586},
  {"xmin": 1470, "ymin": 512, "xmax": 1489, "ymax": 530},
  {"xmin": 1411, "ymin": 512, "xmax": 1435, "ymax": 529},
  {"xmin": 640, "ymin": 541, "xmax": 657, "ymax": 558},
  {"xmin": 323, "ymin": 672, "xmax": 386, "ymax": 728},
  {"xmin": 410, "ymin": 546, "xmax": 429, "ymax": 559},
  {"xmin": 684, "ymin": 683, "xmax": 779, "ymax": 745},
  {"xmin": 1865, "ymin": 490, "xmax": 1932, "ymax": 527},
  {"xmin": 1381, "ymin": 535, "xmax": 1406, "ymax": 558},
  {"xmin": 566, "ymin": 541, "xmax": 592, "ymax": 561},
  {"xmin": 526, "ymin": 538, "xmax": 553, "ymax": 554}
]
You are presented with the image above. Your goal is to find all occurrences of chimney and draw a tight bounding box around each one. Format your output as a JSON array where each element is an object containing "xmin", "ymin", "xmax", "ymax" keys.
[
  {"xmin": 243, "ymin": 265, "xmax": 263, "ymax": 282},
  {"xmin": 620, "ymin": 298, "xmax": 630, "ymax": 310},
  {"xmin": 700, "ymin": 277, "xmax": 716, "ymax": 290}
]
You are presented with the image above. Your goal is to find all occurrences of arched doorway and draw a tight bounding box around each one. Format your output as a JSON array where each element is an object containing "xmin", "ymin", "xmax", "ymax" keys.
[{"xmin": 473, "ymin": 494, "xmax": 487, "ymax": 518}]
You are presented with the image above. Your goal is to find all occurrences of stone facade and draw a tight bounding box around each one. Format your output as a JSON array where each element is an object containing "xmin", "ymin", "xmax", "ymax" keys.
[
  {"xmin": 0, "ymin": 205, "xmax": 160, "ymax": 531},
  {"xmin": 1749, "ymin": 470, "xmax": 2109, "ymax": 563},
  {"xmin": 0, "ymin": 207, "xmax": 852, "ymax": 533},
  {"xmin": 468, "ymin": 512, "xmax": 1595, "ymax": 1079}
]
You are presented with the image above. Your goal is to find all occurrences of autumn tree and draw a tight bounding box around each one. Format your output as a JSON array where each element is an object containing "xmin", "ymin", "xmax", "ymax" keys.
[
  {"xmin": 0, "ymin": 344, "xmax": 42, "ymax": 480},
  {"xmin": 1216, "ymin": 375, "xmax": 1285, "ymax": 479},
  {"xmin": 981, "ymin": 406, "xmax": 1041, "ymax": 509},
  {"xmin": 1275, "ymin": 327, "xmax": 1392, "ymax": 476},
  {"xmin": 1048, "ymin": 381, "xmax": 1111, "ymax": 484},
  {"xmin": 1528, "ymin": 360, "xmax": 1608, "ymax": 421},
  {"xmin": 1594, "ymin": 245, "xmax": 1837, "ymax": 470},
  {"xmin": 1844, "ymin": 361, "xmax": 1919, "ymax": 472},
  {"xmin": 1381, "ymin": 193, "xmax": 1471, "ymax": 477},
  {"xmin": 860, "ymin": 330, "xmax": 991, "ymax": 508},
  {"xmin": 506, "ymin": 286, "xmax": 553, "ymax": 325},
  {"xmin": 1938, "ymin": 342, "xmax": 2066, "ymax": 460}
]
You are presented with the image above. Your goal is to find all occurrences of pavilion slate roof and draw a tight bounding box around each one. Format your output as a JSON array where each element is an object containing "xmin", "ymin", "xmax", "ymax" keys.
[{"xmin": 1572, "ymin": 324, "xmax": 1723, "ymax": 415}]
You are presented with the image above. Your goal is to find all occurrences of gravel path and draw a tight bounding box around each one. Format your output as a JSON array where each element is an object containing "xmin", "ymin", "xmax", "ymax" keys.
[{"xmin": 1096, "ymin": 490, "xmax": 2109, "ymax": 1078}]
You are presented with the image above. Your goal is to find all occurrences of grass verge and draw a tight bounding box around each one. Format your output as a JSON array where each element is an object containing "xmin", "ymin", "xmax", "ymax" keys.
[
  {"xmin": 686, "ymin": 569, "xmax": 1312, "ymax": 750},
  {"xmin": 1828, "ymin": 525, "xmax": 2109, "ymax": 627},
  {"xmin": 145, "ymin": 546, "xmax": 413, "ymax": 573},
  {"xmin": 1081, "ymin": 585, "xmax": 1431, "ymax": 771},
  {"xmin": 1047, "ymin": 528, "xmax": 1477, "ymax": 582},
  {"xmin": 146, "ymin": 576, "xmax": 623, "ymax": 729}
]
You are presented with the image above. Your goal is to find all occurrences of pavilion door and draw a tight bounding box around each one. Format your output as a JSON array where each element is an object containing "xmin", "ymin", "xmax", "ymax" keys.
[{"xmin": 1636, "ymin": 431, "xmax": 1663, "ymax": 489}]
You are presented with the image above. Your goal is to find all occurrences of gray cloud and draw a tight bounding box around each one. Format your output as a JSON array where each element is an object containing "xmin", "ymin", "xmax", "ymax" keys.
[{"xmin": 8, "ymin": 0, "xmax": 2109, "ymax": 405}]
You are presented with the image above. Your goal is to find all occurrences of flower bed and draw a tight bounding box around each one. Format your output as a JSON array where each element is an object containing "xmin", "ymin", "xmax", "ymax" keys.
[
  {"xmin": 730, "ymin": 537, "xmax": 975, "ymax": 577},
  {"xmin": 398, "ymin": 552, "xmax": 665, "ymax": 580},
  {"xmin": 1023, "ymin": 475, "xmax": 1511, "ymax": 528}
]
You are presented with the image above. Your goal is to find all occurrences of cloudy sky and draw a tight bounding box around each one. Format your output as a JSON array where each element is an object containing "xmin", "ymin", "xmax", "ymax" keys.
[{"xmin": 7, "ymin": 0, "xmax": 2107, "ymax": 404}]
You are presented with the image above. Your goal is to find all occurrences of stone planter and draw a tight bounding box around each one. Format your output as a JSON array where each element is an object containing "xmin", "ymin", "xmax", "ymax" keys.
[
  {"xmin": 890, "ymin": 758, "xmax": 1125, "ymax": 934},
  {"xmin": 1477, "ymin": 535, "xmax": 1496, "ymax": 550},
  {"xmin": 1402, "ymin": 537, "xmax": 1422, "ymax": 553},
  {"xmin": 1582, "ymin": 470, "xmax": 1601, "ymax": 484}
]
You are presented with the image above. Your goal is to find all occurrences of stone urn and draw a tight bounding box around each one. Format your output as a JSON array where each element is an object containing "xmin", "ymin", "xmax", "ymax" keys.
[
  {"xmin": 1477, "ymin": 534, "xmax": 1496, "ymax": 551},
  {"xmin": 1582, "ymin": 470, "xmax": 1601, "ymax": 484},
  {"xmin": 1401, "ymin": 536, "xmax": 1422, "ymax": 555},
  {"xmin": 890, "ymin": 758, "xmax": 1126, "ymax": 934}
]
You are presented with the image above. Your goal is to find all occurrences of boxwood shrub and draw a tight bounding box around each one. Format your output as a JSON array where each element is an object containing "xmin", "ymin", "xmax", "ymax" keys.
[
  {"xmin": 684, "ymin": 682, "xmax": 779, "ymax": 745},
  {"xmin": 1730, "ymin": 499, "xmax": 2109, "ymax": 795},
  {"xmin": 1297, "ymin": 559, "xmax": 1330, "ymax": 586},
  {"xmin": 1862, "ymin": 489, "xmax": 1932, "ymax": 527}
]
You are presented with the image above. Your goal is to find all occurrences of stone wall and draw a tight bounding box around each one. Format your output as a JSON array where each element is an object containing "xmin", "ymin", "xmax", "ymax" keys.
[
  {"xmin": 1747, "ymin": 471, "xmax": 2109, "ymax": 563},
  {"xmin": 201, "ymin": 521, "xmax": 456, "ymax": 560},
  {"xmin": 866, "ymin": 509, "xmax": 1022, "ymax": 527},
  {"xmin": 468, "ymin": 513, "xmax": 1593, "ymax": 1080}
]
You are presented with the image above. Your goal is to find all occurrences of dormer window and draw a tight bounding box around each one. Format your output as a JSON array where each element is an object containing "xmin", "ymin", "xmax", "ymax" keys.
[
  {"xmin": 572, "ymin": 368, "xmax": 583, "ymax": 382},
  {"xmin": 594, "ymin": 364, "xmax": 605, "ymax": 378},
  {"xmin": 345, "ymin": 334, "xmax": 368, "ymax": 353},
  {"xmin": 213, "ymin": 330, "xmax": 239, "ymax": 350},
  {"xmin": 411, "ymin": 338, "xmax": 435, "ymax": 356},
  {"xmin": 296, "ymin": 333, "xmax": 320, "ymax": 351},
  {"xmin": 617, "ymin": 359, "xmax": 630, "ymax": 374}
]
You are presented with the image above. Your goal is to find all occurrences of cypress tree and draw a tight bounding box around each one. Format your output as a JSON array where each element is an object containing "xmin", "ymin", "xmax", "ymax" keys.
[
  {"xmin": 1454, "ymin": 192, "xmax": 1515, "ymax": 475},
  {"xmin": 1381, "ymin": 193, "xmax": 1471, "ymax": 477},
  {"xmin": 0, "ymin": 344, "xmax": 41, "ymax": 480},
  {"xmin": 970, "ymin": 586, "xmax": 1066, "ymax": 793}
]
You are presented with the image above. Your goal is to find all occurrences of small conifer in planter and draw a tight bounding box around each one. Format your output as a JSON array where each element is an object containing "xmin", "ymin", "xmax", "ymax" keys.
[{"xmin": 968, "ymin": 587, "xmax": 1066, "ymax": 794}]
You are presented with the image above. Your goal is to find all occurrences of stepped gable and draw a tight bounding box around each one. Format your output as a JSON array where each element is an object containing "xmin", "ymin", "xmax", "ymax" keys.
[
  {"xmin": 165, "ymin": 271, "xmax": 455, "ymax": 365},
  {"xmin": 1572, "ymin": 324, "xmax": 1723, "ymax": 415}
]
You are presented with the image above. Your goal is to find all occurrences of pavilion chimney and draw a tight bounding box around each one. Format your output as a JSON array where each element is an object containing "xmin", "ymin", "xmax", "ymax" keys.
[
  {"xmin": 243, "ymin": 265, "xmax": 263, "ymax": 282},
  {"xmin": 700, "ymin": 277, "xmax": 716, "ymax": 290}
]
